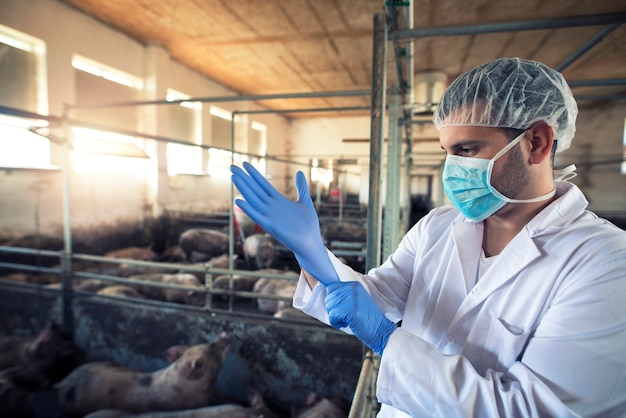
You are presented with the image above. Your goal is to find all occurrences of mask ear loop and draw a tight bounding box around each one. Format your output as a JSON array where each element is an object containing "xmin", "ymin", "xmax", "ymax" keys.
[
  {"xmin": 551, "ymin": 140, "xmax": 578, "ymax": 181},
  {"xmin": 553, "ymin": 164, "xmax": 577, "ymax": 181},
  {"xmin": 488, "ymin": 130, "xmax": 557, "ymax": 203}
]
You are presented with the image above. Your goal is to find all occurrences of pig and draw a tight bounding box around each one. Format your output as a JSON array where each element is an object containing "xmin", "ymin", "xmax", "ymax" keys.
[
  {"xmin": 130, "ymin": 273, "xmax": 205, "ymax": 306},
  {"xmin": 178, "ymin": 229, "xmax": 230, "ymax": 262},
  {"xmin": 320, "ymin": 221, "xmax": 367, "ymax": 244},
  {"xmin": 205, "ymin": 253, "xmax": 238, "ymax": 269},
  {"xmin": 56, "ymin": 333, "xmax": 231, "ymax": 417},
  {"xmin": 211, "ymin": 274, "xmax": 259, "ymax": 301},
  {"xmin": 105, "ymin": 246, "xmax": 158, "ymax": 261},
  {"xmin": 73, "ymin": 278, "xmax": 109, "ymax": 292},
  {"xmin": 97, "ymin": 285, "xmax": 145, "ymax": 299},
  {"xmin": 0, "ymin": 369, "xmax": 35, "ymax": 418},
  {"xmin": 293, "ymin": 393, "xmax": 347, "ymax": 418},
  {"xmin": 82, "ymin": 389, "xmax": 278, "ymax": 418},
  {"xmin": 183, "ymin": 254, "xmax": 238, "ymax": 283},
  {"xmin": 273, "ymin": 307, "xmax": 315, "ymax": 321},
  {"xmin": 252, "ymin": 269, "xmax": 299, "ymax": 314},
  {"xmin": 0, "ymin": 272, "xmax": 32, "ymax": 283},
  {"xmin": 0, "ymin": 322, "xmax": 82, "ymax": 390},
  {"xmin": 243, "ymin": 233, "xmax": 276, "ymax": 270},
  {"xmin": 158, "ymin": 245, "xmax": 187, "ymax": 262},
  {"xmin": 0, "ymin": 271, "xmax": 59, "ymax": 285}
]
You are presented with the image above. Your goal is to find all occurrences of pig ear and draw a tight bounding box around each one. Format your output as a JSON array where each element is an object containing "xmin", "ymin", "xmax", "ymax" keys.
[{"xmin": 163, "ymin": 345, "xmax": 188, "ymax": 362}]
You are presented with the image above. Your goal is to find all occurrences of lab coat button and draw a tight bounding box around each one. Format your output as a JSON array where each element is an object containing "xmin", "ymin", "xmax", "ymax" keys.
[{"xmin": 447, "ymin": 335, "xmax": 456, "ymax": 345}]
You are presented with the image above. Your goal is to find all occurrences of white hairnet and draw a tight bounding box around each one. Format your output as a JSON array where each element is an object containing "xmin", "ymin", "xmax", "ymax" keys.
[{"xmin": 433, "ymin": 57, "xmax": 578, "ymax": 152}]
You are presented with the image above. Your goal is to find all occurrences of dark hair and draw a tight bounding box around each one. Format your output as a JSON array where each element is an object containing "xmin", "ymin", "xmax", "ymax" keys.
[{"xmin": 501, "ymin": 127, "xmax": 525, "ymax": 142}]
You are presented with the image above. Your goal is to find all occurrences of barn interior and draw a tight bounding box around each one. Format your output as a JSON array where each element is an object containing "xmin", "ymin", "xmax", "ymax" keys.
[{"xmin": 1, "ymin": 0, "xmax": 625, "ymax": 417}]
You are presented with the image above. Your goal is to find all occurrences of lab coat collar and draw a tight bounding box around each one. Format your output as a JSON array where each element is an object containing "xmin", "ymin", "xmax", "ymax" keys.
[
  {"xmin": 451, "ymin": 220, "xmax": 543, "ymax": 322},
  {"xmin": 447, "ymin": 183, "xmax": 588, "ymax": 321}
]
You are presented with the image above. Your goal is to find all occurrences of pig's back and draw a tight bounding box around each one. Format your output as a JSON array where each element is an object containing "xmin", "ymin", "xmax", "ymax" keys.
[{"xmin": 57, "ymin": 361, "xmax": 161, "ymax": 416}]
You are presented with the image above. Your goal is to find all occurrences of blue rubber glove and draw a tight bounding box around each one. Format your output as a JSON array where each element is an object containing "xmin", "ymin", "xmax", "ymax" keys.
[
  {"xmin": 325, "ymin": 281, "xmax": 397, "ymax": 356},
  {"xmin": 230, "ymin": 162, "xmax": 339, "ymax": 285}
]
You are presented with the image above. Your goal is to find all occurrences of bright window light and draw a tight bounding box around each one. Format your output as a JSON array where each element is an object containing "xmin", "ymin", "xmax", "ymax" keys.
[
  {"xmin": 72, "ymin": 55, "xmax": 143, "ymax": 89},
  {"xmin": 0, "ymin": 24, "xmax": 45, "ymax": 54},
  {"xmin": 73, "ymin": 153, "xmax": 152, "ymax": 175},
  {"xmin": 0, "ymin": 115, "xmax": 50, "ymax": 167},
  {"xmin": 72, "ymin": 127, "xmax": 150, "ymax": 174},
  {"xmin": 167, "ymin": 143, "xmax": 203, "ymax": 175},
  {"xmin": 251, "ymin": 121, "xmax": 267, "ymax": 132},
  {"xmin": 208, "ymin": 147, "xmax": 240, "ymax": 177},
  {"xmin": 166, "ymin": 90, "xmax": 201, "ymax": 110},
  {"xmin": 210, "ymin": 105, "xmax": 240, "ymax": 123},
  {"xmin": 311, "ymin": 158, "xmax": 333, "ymax": 186}
]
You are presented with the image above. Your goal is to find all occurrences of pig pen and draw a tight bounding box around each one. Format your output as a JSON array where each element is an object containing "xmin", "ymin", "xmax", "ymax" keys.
[{"xmin": 0, "ymin": 280, "xmax": 364, "ymax": 417}]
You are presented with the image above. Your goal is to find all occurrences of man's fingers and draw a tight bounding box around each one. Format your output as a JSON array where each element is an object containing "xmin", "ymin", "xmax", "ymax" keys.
[
  {"xmin": 242, "ymin": 161, "xmax": 279, "ymax": 198},
  {"xmin": 294, "ymin": 171, "xmax": 312, "ymax": 204},
  {"xmin": 328, "ymin": 308, "xmax": 349, "ymax": 329},
  {"xmin": 231, "ymin": 169, "xmax": 269, "ymax": 207},
  {"xmin": 234, "ymin": 199, "xmax": 270, "ymax": 232}
]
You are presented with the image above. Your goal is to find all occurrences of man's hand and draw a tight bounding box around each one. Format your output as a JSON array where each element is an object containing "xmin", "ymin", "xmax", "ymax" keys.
[
  {"xmin": 230, "ymin": 162, "xmax": 339, "ymax": 285},
  {"xmin": 325, "ymin": 281, "xmax": 397, "ymax": 356}
]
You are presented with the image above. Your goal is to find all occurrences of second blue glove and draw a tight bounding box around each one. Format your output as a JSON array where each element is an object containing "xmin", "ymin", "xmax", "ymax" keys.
[{"xmin": 325, "ymin": 281, "xmax": 397, "ymax": 356}]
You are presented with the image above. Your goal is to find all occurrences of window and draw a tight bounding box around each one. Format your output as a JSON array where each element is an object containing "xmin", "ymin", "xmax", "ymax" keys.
[
  {"xmin": 249, "ymin": 121, "xmax": 267, "ymax": 173},
  {"xmin": 0, "ymin": 24, "xmax": 47, "ymax": 114},
  {"xmin": 166, "ymin": 89, "xmax": 203, "ymax": 175},
  {"xmin": 71, "ymin": 56, "xmax": 148, "ymax": 174},
  {"xmin": 311, "ymin": 158, "xmax": 333, "ymax": 186},
  {"xmin": 0, "ymin": 25, "xmax": 49, "ymax": 168},
  {"xmin": 209, "ymin": 106, "xmax": 235, "ymax": 150},
  {"xmin": 0, "ymin": 115, "xmax": 50, "ymax": 168},
  {"xmin": 72, "ymin": 55, "xmax": 142, "ymax": 131},
  {"xmin": 207, "ymin": 106, "xmax": 243, "ymax": 176},
  {"xmin": 72, "ymin": 127, "xmax": 151, "ymax": 174}
]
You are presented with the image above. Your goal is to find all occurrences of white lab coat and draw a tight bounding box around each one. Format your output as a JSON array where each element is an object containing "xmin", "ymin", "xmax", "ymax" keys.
[{"xmin": 293, "ymin": 181, "xmax": 626, "ymax": 417}]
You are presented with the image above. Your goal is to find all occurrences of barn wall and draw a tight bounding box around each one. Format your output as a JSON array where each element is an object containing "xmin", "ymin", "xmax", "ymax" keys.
[{"xmin": 0, "ymin": 0, "xmax": 293, "ymax": 240}]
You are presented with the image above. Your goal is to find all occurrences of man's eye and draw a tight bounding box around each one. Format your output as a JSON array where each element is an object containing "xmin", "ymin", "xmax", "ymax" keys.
[{"xmin": 459, "ymin": 148, "xmax": 476, "ymax": 157}]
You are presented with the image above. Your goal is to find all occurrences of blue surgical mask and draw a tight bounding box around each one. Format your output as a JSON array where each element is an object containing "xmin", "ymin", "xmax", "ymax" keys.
[{"xmin": 442, "ymin": 130, "xmax": 556, "ymax": 222}]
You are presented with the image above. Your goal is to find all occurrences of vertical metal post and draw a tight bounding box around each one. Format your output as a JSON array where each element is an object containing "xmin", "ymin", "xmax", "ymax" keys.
[
  {"xmin": 229, "ymin": 112, "xmax": 237, "ymax": 272},
  {"xmin": 365, "ymin": 12, "xmax": 387, "ymax": 272},
  {"xmin": 383, "ymin": 92, "xmax": 401, "ymax": 259},
  {"xmin": 60, "ymin": 112, "xmax": 74, "ymax": 335}
]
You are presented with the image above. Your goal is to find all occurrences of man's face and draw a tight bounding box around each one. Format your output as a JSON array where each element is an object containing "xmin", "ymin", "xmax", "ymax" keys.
[{"xmin": 440, "ymin": 126, "xmax": 529, "ymax": 199}]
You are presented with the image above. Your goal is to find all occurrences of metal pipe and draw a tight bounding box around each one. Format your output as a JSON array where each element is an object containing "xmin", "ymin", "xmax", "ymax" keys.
[
  {"xmin": 234, "ymin": 106, "xmax": 370, "ymax": 115},
  {"xmin": 66, "ymin": 89, "xmax": 371, "ymax": 110},
  {"xmin": 557, "ymin": 24, "xmax": 621, "ymax": 71},
  {"xmin": 229, "ymin": 113, "xmax": 237, "ymax": 272},
  {"xmin": 60, "ymin": 112, "xmax": 74, "ymax": 336},
  {"xmin": 348, "ymin": 350, "xmax": 376, "ymax": 418},
  {"xmin": 385, "ymin": 5, "xmax": 407, "ymax": 93},
  {"xmin": 366, "ymin": 13, "xmax": 387, "ymax": 272},
  {"xmin": 383, "ymin": 93, "xmax": 401, "ymax": 259},
  {"xmin": 568, "ymin": 79, "xmax": 626, "ymax": 87},
  {"xmin": 391, "ymin": 12, "xmax": 626, "ymax": 39},
  {"xmin": 575, "ymin": 95, "xmax": 626, "ymax": 101},
  {"xmin": 0, "ymin": 105, "xmax": 62, "ymax": 122}
]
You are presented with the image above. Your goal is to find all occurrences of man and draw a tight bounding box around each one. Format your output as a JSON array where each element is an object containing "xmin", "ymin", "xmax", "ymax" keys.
[{"xmin": 231, "ymin": 58, "xmax": 626, "ymax": 417}]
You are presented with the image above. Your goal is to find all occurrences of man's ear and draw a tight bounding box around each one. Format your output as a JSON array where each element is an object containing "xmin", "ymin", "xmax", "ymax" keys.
[{"xmin": 527, "ymin": 121, "xmax": 554, "ymax": 164}]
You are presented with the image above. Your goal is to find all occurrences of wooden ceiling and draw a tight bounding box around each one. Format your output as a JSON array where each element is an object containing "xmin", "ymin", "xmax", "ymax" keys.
[{"xmin": 59, "ymin": 0, "xmax": 626, "ymax": 118}]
